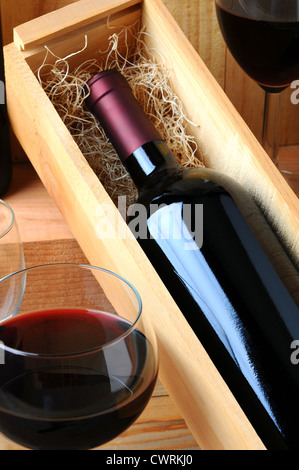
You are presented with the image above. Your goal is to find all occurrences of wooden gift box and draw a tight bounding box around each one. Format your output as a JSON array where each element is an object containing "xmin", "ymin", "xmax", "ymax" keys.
[{"xmin": 3, "ymin": 0, "xmax": 299, "ymax": 450}]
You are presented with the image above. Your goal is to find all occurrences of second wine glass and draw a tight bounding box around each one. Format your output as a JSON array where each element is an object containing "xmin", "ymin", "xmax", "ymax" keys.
[
  {"xmin": 0, "ymin": 199, "xmax": 25, "ymax": 322},
  {"xmin": 215, "ymin": 0, "xmax": 299, "ymax": 186}
]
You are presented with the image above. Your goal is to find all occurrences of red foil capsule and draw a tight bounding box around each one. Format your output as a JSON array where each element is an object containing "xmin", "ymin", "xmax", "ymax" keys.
[{"xmin": 85, "ymin": 69, "xmax": 163, "ymax": 162}]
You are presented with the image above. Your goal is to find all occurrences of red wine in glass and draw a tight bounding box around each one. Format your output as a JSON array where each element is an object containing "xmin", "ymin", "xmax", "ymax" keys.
[
  {"xmin": 0, "ymin": 264, "xmax": 158, "ymax": 450},
  {"xmin": 215, "ymin": 1, "xmax": 299, "ymax": 93},
  {"xmin": 0, "ymin": 308, "xmax": 157, "ymax": 450},
  {"xmin": 215, "ymin": 0, "xmax": 299, "ymax": 174}
]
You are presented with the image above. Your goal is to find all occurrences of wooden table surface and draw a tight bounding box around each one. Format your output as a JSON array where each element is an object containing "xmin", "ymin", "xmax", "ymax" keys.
[{"xmin": 0, "ymin": 162, "xmax": 201, "ymax": 451}]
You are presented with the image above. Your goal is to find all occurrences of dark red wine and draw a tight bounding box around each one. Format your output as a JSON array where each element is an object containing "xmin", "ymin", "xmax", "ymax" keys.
[
  {"xmin": 85, "ymin": 69, "xmax": 299, "ymax": 450},
  {"xmin": 215, "ymin": 2, "xmax": 299, "ymax": 92},
  {"xmin": 0, "ymin": 308, "xmax": 157, "ymax": 450}
]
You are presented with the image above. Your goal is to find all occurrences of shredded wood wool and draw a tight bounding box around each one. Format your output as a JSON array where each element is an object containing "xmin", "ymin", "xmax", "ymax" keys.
[{"xmin": 37, "ymin": 23, "xmax": 203, "ymax": 205}]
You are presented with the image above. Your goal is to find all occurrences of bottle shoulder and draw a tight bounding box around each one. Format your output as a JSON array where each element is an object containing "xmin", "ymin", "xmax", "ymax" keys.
[{"xmin": 136, "ymin": 166, "xmax": 229, "ymax": 206}]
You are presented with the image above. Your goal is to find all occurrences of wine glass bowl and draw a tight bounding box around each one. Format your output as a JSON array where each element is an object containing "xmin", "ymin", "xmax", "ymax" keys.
[
  {"xmin": 215, "ymin": 0, "xmax": 299, "ymax": 92},
  {"xmin": 0, "ymin": 200, "xmax": 24, "ymax": 277},
  {"xmin": 0, "ymin": 263, "xmax": 158, "ymax": 450},
  {"xmin": 0, "ymin": 200, "xmax": 25, "ymax": 322},
  {"xmin": 215, "ymin": 0, "xmax": 299, "ymax": 180}
]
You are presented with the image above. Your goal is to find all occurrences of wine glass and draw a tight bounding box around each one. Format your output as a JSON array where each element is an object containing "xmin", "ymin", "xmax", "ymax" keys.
[
  {"xmin": 0, "ymin": 263, "xmax": 158, "ymax": 450},
  {"xmin": 215, "ymin": 0, "xmax": 299, "ymax": 188},
  {"xmin": 0, "ymin": 199, "xmax": 25, "ymax": 322}
]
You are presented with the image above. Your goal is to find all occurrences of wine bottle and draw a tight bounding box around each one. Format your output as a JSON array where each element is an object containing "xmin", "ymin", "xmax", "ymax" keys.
[
  {"xmin": 0, "ymin": 16, "xmax": 12, "ymax": 197},
  {"xmin": 85, "ymin": 69, "xmax": 299, "ymax": 450}
]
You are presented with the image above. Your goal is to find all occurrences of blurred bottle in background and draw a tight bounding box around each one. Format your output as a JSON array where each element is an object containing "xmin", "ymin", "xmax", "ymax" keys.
[{"xmin": 0, "ymin": 12, "xmax": 12, "ymax": 197}]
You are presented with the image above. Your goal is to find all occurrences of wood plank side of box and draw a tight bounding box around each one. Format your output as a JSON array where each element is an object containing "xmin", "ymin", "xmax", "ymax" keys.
[{"xmin": 4, "ymin": 0, "xmax": 289, "ymax": 450}]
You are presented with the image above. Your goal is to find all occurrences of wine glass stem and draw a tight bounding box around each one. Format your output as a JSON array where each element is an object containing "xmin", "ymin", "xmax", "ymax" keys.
[{"xmin": 262, "ymin": 91, "xmax": 281, "ymax": 167}]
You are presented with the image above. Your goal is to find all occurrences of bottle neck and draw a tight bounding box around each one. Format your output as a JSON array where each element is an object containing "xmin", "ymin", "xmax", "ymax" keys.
[
  {"xmin": 85, "ymin": 69, "xmax": 162, "ymax": 162},
  {"xmin": 84, "ymin": 69, "xmax": 180, "ymax": 192},
  {"xmin": 124, "ymin": 141, "xmax": 180, "ymax": 192}
]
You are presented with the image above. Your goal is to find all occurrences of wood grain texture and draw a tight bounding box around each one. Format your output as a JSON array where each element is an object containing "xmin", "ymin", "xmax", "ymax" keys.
[
  {"xmin": 163, "ymin": 0, "xmax": 226, "ymax": 87},
  {"xmin": 5, "ymin": 163, "xmax": 73, "ymax": 243},
  {"xmin": 0, "ymin": 0, "xmax": 79, "ymax": 45},
  {"xmin": 18, "ymin": 4, "xmax": 142, "ymax": 73},
  {"xmin": 13, "ymin": 0, "xmax": 141, "ymax": 51},
  {"xmin": 1, "ymin": 0, "xmax": 298, "ymax": 147},
  {"xmin": 0, "ymin": 0, "xmax": 81, "ymax": 163}
]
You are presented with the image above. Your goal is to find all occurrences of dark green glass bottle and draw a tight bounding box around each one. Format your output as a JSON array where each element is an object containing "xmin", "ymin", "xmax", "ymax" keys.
[{"xmin": 0, "ymin": 15, "xmax": 12, "ymax": 197}]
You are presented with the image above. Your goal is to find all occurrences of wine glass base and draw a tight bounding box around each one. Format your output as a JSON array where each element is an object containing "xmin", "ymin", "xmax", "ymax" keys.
[{"xmin": 279, "ymin": 169, "xmax": 299, "ymax": 198}]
